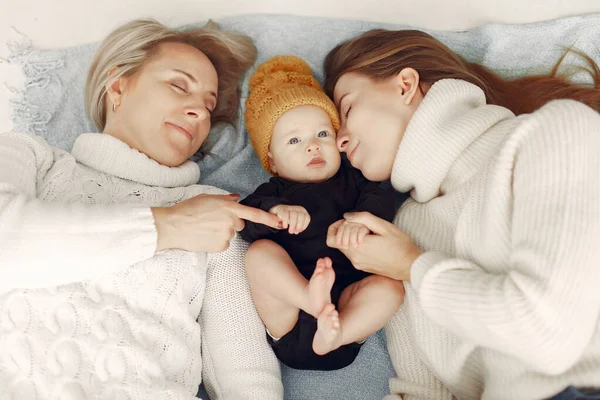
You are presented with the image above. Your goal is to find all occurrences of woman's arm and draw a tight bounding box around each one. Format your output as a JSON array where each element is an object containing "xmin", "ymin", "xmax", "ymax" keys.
[
  {"xmin": 0, "ymin": 133, "xmax": 283, "ymax": 295},
  {"xmin": 200, "ymin": 236, "xmax": 283, "ymax": 399},
  {"xmin": 0, "ymin": 133, "xmax": 157, "ymax": 294}
]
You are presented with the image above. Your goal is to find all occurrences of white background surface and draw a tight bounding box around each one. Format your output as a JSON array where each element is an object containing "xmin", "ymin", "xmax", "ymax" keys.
[{"xmin": 2, "ymin": 0, "xmax": 600, "ymax": 133}]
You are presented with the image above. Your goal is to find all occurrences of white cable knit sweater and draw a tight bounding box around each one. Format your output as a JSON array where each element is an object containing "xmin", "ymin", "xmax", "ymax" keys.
[
  {"xmin": 0, "ymin": 132, "xmax": 283, "ymax": 399},
  {"xmin": 385, "ymin": 80, "xmax": 600, "ymax": 400}
]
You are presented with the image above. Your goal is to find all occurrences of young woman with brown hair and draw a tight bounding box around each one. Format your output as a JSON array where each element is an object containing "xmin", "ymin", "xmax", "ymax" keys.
[{"xmin": 323, "ymin": 29, "xmax": 600, "ymax": 400}]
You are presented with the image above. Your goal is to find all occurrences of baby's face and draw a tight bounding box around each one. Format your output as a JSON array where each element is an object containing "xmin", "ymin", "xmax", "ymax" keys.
[{"xmin": 268, "ymin": 105, "xmax": 341, "ymax": 183}]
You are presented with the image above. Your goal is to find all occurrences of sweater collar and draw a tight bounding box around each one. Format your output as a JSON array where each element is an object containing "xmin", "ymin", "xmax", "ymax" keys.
[
  {"xmin": 71, "ymin": 133, "xmax": 200, "ymax": 187},
  {"xmin": 391, "ymin": 79, "xmax": 514, "ymax": 202}
]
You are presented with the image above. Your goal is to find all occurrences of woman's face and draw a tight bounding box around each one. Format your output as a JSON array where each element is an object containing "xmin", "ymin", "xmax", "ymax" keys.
[
  {"xmin": 104, "ymin": 42, "xmax": 218, "ymax": 167},
  {"xmin": 333, "ymin": 70, "xmax": 422, "ymax": 181}
]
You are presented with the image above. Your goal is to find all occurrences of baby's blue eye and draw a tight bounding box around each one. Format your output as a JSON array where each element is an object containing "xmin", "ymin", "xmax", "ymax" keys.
[
  {"xmin": 288, "ymin": 137, "xmax": 299, "ymax": 145},
  {"xmin": 317, "ymin": 131, "xmax": 328, "ymax": 138}
]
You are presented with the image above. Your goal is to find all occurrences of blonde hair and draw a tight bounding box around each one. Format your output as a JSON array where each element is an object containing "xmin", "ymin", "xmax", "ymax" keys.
[{"xmin": 85, "ymin": 18, "xmax": 257, "ymax": 131}]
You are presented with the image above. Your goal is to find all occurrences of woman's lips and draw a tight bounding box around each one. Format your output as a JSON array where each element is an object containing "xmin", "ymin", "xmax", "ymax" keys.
[{"xmin": 167, "ymin": 122, "xmax": 193, "ymax": 141}]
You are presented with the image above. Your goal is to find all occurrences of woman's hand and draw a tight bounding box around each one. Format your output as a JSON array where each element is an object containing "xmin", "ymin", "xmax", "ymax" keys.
[
  {"xmin": 326, "ymin": 212, "xmax": 423, "ymax": 282},
  {"xmin": 152, "ymin": 193, "xmax": 282, "ymax": 253}
]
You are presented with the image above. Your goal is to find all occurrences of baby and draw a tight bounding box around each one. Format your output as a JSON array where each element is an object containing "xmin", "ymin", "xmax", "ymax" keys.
[{"xmin": 240, "ymin": 56, "xmax": 405, "ymax": 371}]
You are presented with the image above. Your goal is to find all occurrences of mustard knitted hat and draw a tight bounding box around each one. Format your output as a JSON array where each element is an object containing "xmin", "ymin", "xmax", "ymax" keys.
[{"xmin": 245, "ymin": 55, "xmax": 341, "ymax": 175}]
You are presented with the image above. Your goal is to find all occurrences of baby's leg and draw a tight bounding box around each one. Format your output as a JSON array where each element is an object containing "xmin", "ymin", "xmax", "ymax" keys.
[
  {"xmin": 245, "ymin": 239, "xmax": 335, "ymax": 338},
  {"xmin": 313, "ymin": 275, "xmax": 404, "ymax": 355}
]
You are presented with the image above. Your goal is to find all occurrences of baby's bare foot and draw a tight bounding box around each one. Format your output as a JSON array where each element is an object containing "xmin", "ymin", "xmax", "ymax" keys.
[
  {"xmin": 301, "ymin": 257, "xmax": 335, "ymax": 317},
  {"xmin": 313, "ymin": 303, "xmax": 343, "ymax": 355}
]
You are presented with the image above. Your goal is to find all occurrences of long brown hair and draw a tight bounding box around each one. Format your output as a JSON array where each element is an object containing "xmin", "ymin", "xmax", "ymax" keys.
[{"xmin": 324, "ymin": 29, "xmax": 600, "ymax": 115}]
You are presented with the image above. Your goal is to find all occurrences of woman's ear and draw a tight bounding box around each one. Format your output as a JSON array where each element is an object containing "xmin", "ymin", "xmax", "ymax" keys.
[
  {"xmin": 395, "ymin": 67, "xmax": 421, "ymax": 106},
  {"xmin": 105, "ymin": 67, "xmax": 127, "ymax": 110}
]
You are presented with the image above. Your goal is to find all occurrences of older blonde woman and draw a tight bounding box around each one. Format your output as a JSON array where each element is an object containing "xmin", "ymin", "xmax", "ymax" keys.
[{"xmin": 0, "ymin": 19, "xmax": 283, "ymax": 399}]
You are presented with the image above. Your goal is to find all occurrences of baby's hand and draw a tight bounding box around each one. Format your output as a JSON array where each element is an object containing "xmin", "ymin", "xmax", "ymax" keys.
[
  {"xmin": 269, "ymin": 205, "xmax": 311, "ymax": 235},
  {"xmin": 334, "ymin": 221, "xmax": 370, "ymax": 248}
]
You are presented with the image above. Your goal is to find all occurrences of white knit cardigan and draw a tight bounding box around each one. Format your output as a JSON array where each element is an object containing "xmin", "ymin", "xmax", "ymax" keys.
[
  {"xmin": 385, "ymin": 79, "xmax": 600, "ymax": 400},
  {"xmin": 0, "ymin": 132, "xmax": 283, "ymax": 399}
]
